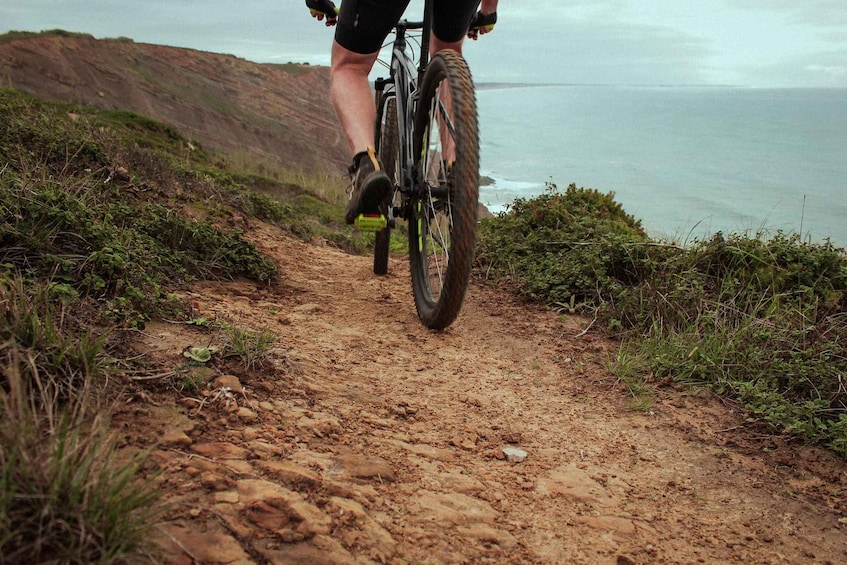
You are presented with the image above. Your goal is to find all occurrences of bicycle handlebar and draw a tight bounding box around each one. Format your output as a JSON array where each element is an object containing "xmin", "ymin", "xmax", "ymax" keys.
[
  {"xmin": 397, "ymin": 20, "xmax": 425, "ymax": 30},
  {"xmin": 305, "ymin": 2, "xmax": 496, "ymax": 37}
]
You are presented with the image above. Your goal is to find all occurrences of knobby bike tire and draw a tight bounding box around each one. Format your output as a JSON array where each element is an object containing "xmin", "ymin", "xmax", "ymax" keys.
[
  {"xmin": 373, "ymin": 93, "xmax": 399, "ymax": 275},
  {"xmin": 409, "ymin": 51, "xmax": 479, "ymax": 329}
]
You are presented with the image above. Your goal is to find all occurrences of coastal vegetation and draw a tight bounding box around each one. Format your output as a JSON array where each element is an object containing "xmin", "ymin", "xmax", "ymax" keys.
[{"xmin": 476, "ymin": 183, "xmax": 847, "ymax": 456}]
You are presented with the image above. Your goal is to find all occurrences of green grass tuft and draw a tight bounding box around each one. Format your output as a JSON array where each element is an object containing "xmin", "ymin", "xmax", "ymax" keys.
[{"xmin": 0, "ymin": 277, "xmax": 161, "ymax": 563}]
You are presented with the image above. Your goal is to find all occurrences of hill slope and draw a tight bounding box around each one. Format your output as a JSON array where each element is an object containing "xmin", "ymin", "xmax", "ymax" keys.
[{"xmin": 0, "ymin": 32, "xmax": 348, "ymax": 175}]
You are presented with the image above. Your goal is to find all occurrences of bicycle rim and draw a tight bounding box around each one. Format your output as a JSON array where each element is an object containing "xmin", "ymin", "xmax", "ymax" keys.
[
  {"xmin": 409, "ymin": 51, "xmax": 479, "ymax": 329},
  {"xmin": 373, "ymin": 93, "xmax": 399, "ymax": 275}
]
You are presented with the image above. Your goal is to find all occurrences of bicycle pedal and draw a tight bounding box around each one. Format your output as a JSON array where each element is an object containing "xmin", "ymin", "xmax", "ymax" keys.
[{"xmin": 354, "ymin": 213, "xmax": 388, "ymax": 232}]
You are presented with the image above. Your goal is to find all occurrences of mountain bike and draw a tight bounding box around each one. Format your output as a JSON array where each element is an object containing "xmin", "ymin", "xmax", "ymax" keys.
[{"xmin": 370, "ymin": 1, "xmax": 480, "ymax": 330}]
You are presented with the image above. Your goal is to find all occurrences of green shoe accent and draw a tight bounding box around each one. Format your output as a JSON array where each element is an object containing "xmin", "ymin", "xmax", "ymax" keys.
[{"xmin": 354, "ymin": 213, "xmax": 388, "ymax": 232}]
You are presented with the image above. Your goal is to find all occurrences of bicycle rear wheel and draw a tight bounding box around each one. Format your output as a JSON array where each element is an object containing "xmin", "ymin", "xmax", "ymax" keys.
[
  {"xmin": 373, "ymin": 92, "xmax": 399, "ymax": 275},
  {"xmin": 409, "ymin": 51, "xmax": 479, "ymax": 329}
]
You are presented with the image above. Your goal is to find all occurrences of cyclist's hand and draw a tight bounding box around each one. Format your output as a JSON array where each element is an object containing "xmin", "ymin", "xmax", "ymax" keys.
[
  {"xmin": 306, "ymin": 0, "xmax": 338, "ymax": 26},
  {"xmin": 467, "ymin": 10, "xmax": 497, "ymax": 40}
]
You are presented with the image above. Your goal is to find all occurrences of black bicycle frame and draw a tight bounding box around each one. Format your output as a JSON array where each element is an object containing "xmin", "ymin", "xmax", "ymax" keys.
[{"xmin": 374, "ymin": 0, "xmax": 433, "ymax": 206}]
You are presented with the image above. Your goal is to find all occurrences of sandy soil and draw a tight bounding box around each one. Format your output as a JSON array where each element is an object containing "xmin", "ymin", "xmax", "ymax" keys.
[{"xmin": 121, "ymin": 219, "xmax": 847, "ymax": 564}]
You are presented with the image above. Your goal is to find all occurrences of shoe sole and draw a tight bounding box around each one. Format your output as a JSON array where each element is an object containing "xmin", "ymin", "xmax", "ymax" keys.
[{"xmin": 345, "ymin": 172, "xmax": 392, "ymax": 225}]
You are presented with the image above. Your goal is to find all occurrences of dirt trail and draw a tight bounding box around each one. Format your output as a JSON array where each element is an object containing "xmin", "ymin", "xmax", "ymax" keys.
[{"xmin": 124, "ymin": 220, "xmax": 847, "ymax": 564}]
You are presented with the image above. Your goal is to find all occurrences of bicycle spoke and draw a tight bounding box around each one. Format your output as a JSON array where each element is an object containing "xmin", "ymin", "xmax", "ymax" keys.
[
  {"xmin": 425, "ymin": 193, "xmax": 451, "ymax": 290},
  {"xmin": 436, "ymin": 98, "xmax": 456, "ymax": 140}
]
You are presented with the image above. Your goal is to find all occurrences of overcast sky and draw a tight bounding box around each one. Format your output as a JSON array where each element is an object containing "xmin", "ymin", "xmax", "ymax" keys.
[{"xmin": 3, "ymin": 0, "xmax": 847, "ymax": 87}]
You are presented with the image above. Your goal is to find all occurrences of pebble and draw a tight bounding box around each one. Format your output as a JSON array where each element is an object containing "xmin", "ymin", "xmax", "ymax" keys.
[
  {"xmin": 256, "ymin": 461, "xmax": 322, "ymax": 488},
  {"xmin": 215, "ymin": 491, "xmax": 240, "ymax": 504},
  {"xmin": 502, "ymin": 447, "xmax": 528, "ymax": 463},
  {"xmin": 335, "ymin": 454, "xmax": 397, "ymax": 483},
  {"xmin": 161, "ymin": 428, "xmax": 193, "ymax": 447},
  {"xmin": 191, "ymin": 442, "xmax": 249, "ymax": 460},
  {"xmin": 501, "ymin": 431, "xmax": 523, "ymax": 444}
]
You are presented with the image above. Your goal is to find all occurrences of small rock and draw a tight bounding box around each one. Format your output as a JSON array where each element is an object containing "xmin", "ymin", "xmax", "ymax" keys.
[
  {"xmin": 296, "ymin": 414, "xmax": 342, "ymax": 438},
  {"xmin": 334, "ymin": 454, "xmax": 397, "ymax": 483},
  {"xmin": 292, "ymin": 303, "xmax": 321, "ymax": 313},
  {"xmin": 257, "ymin": 461, "xmax": 322, "ymax": 488},
  {"xmin": 215, "ymin": 491, "xmax": 240, "ymax": 504},
  {"xmin": 489, "ymin": 448, "xmax": 507, "ymax": 460},
  {"xmin": 457, "ymin": 524, "xmax": 518, "ymax": 549},
  {"xmin": 113, "ymin": 166, "xmax": 130, "ymax": 181},
  {"xmin": 161, "ymin": 429, "xmax": 193, "ymax": 447},
  {"xmin": 212, "ymin": 375, "xmax": 244, "ymax": 395},
  {"xmin": 237, "ymin": 407, "xmax": 258, "ymax": 422},
  {"xmin": 501, "ymin": 431, "xmax": 523, "ymax": 444},
  {"xmin": 200, "ymin": 471, "xmax": 231, "ymax": 490},
  {"xmin": 159, "ymin": 524, "xmax": 251, "ymax": 563},
  {"xmin": 501, "ymin": 447, "xmax": 528, "ymax": 463},
  {"xmin": 192, "ymin": 442, "xmax": 249, "ymax": 460}
]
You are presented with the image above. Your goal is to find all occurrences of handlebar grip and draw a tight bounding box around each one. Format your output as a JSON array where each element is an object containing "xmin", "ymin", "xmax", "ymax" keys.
[
  {"xmin": 306, "ymin": 0, "xmax": 339, "ymax": 19},
  {"xmin": 469, "ymin": 10, "xmax": 497, "ymax": 32}
]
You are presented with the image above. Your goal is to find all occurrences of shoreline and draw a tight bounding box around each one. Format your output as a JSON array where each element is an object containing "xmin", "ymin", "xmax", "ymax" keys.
[{"xmin": 478, "ymin": 172, "xmax": 846, "ymax": 248}]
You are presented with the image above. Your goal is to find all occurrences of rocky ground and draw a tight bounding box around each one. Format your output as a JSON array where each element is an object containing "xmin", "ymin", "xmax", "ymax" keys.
[{"xmin": 119, "ymin": 220, "xmax": 847, "ymax": 564}]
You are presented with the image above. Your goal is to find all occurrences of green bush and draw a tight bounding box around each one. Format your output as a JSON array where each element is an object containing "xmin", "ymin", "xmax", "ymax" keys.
[
  {"xmin": 1, "ymin": 88, "xmax": 278, "ymax": 326},
  {"xmin": 477, "ymin": 183, "xmax": 847, "ymax": 456},
  {"xmin": 476, "ymin": 182, "xmax": 650, "ymax": 312}
]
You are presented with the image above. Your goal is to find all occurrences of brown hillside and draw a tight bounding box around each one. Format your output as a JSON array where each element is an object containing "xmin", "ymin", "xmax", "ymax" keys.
[{"xmin": 0, "ymin": 33, "xmax": 348, "ymax": 176}]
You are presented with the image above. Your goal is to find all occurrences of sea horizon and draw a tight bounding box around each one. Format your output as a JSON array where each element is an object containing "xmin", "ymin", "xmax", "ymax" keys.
[{"xmin": 476, "ymin": 84, "xmax": 847, "ymax": 247}]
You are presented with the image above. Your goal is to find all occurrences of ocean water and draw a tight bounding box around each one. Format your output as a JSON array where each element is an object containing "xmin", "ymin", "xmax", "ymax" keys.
[{"xmin": 476, "ymin": 86, "xmax": 847, "ymax": 247}]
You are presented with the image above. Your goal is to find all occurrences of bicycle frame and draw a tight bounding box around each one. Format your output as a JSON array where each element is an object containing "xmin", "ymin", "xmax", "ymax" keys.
[{"xmin": 373, "ymin": 0, "xmax": 434, "ymax": 224}]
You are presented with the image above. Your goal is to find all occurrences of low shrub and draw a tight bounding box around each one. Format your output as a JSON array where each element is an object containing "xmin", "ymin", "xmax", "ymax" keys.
[{"xmin": 477, "ymin": 183, "xmax": 847, "ymax": 456}]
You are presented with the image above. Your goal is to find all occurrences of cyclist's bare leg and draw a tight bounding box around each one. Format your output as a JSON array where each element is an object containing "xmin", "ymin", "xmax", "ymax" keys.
[
  {"xmin": 428, "ymin": 36, "xmax": 463, "ymax": 166},
  {"xmin": 330, "ymin": 41, "xmax": 380, "ymax": 154}
]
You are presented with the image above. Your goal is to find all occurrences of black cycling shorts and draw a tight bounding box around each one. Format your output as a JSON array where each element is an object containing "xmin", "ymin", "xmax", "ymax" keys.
[{"xmin": 335, "ymin": 0, "xmax": 479, "ymax": 54}]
